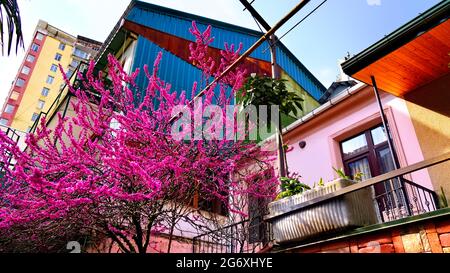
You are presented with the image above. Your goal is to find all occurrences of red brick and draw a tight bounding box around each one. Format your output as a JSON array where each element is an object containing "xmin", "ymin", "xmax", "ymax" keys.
[
  {"xmin": 322, "ymin": 247, "xmax": 350, "ymax": 253},
  {"xmin": 321, "ymin": 241, "xmax": 349, "ymax": 252},
  {"xmin": 392, "ymin": 235, "xmax": 405, "ymax": 253},
  {"xmin": 439, "ymin": 233, "xmax": 450, "ymax": 247},
  {"xmin": 350, "ymin": 240, "xmax": 359, "ymax": 254},
  {"xmin": 427, "ymin": 232, "xmax": 443, "ymax": 253},
  {"xmin": 424, "ymin": 222, "xmax": 436, "ymax": 234},
  {"xmin": 436, "ymin": 220, "xmax": 450, "ymax": 234},
  {"xmin": 297, "ymin": 245, "xmax": 321, "ymax": 253},
  {"xmin": 358, "ymin": 233, "xmax": 392, "ymax": 248},
  {"xmin": 380, "ymin": 244, "xmax": 395, "ymax": 253},
  {"xmin": 359, "ymin": 244, "xmax": 394, "ymax": 254}
]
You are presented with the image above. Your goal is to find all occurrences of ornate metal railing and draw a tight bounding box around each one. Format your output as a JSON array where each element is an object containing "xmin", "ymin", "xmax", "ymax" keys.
[
  {"xmin": 192, "ymin": 217, "xmax": 272, "ymax": 253},
  {"xmin": 373, "ymin": 177, "xmax": 439, "ymax": 223}
]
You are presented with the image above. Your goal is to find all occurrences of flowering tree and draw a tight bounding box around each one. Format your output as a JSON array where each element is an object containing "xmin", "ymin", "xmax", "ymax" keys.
[{"xmin": 0, "ymin": 22, "xmax": 278, "ymax": 253}]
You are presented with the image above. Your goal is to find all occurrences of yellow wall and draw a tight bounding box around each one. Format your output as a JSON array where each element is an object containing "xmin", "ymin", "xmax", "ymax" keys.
[
  {"xmin": 11, "ymin": 36, "xmax": 73, "ymax": 131},
  {"xmin": 405, "ymin": 73, "xmax": 450, "ymax": 203}
]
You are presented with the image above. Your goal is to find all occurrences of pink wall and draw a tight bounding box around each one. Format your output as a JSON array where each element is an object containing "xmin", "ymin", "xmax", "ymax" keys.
[{"xmin": 283, "ymin": 84, "xmax": 432, "ymax": 190}]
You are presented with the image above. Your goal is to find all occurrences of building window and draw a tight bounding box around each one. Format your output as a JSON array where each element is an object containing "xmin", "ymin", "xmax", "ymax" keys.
[
  {"xmin": 5, "ymin": 104, "xmax": 15, "ymax": 114},
  {"xmin": 0, "ymin": 118, "xmax": 9, "ymax": 126},
  {"xmin": 59, "ymin": 43, "xmax": 66, "ymax": 51},
  {"xmin": 16, "ymin": 78, "xmax": 26, "ymax": 87},
  {"xmin": 55, "ymin": 53, "xmax": 62, "ymax": 62},
  {"xmin": 26, "ymin": 54, "xmax": 35, "ymax": 63},
  {"xmin": 10, "ymin": 91, "xmax": 20, "ymax": 100},
  {"xmin": 21, "ymin": 66, "xmax": 31, "ymax": 75},
  {"xmin": 41, "ymin": 87, "xmax": 50, "ymax": 97},
  {"xmin": 31, "ymin": 43, "xmax": 40, "ymax": 52},
  {"xmin": 73, "ymin": 48, "xmax": 89, "ymax": 59},
  {"xmin": 341, "ymin": 125, "xmax": 405, "ymax": 214},
  {"xmin": 37, "ymin": 100, "xmax": 45, "ymax": 110},
  {"xmin": 46, "ymin": 76, "xmax": 54, "ymax": 84},
  {"xmin": 66, "ymin": 69, "xmax": 74, "ymax": 78},
  {"xmin": 31, "ymin": 113, "xmax": 39, "ymax": 122},
  {"xmin": 50, "ymin": 64, "xmax": 58, "ymax": 72},
  {"xmin": 341, "ymin": 125, "xmax": 393, "ymax": 180},
  {"xmin": 36, "ymin": 32, "xmax": 44, "ymax": 41},
  {"xmin": 70, "ymin": 59, "xmax": 80, "ymax": 68}
]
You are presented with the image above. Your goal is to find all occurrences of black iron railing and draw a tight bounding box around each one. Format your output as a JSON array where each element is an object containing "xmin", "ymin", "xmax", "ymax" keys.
[
  {"xmin": 374, "ymin": 178, "xmax": 439, "ymax": 223},
  {"xmin": 192, "ymin": 217, "xmax": 272, "ymax": 253}
]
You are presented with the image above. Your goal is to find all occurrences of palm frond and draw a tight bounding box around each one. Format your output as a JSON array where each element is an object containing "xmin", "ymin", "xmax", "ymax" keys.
[{"xmin": 0, "ymin": 0, "xmax": 24, "ymax": 56}]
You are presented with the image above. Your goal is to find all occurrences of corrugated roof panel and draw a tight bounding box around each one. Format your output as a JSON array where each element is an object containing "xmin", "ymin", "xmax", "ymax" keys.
[
  {"xmin": 132, "ymin": 36, "xmax": 233, "ymax": 104},
  {"xmin": 132, "ymin": 36, "xmax": 203, "ymax": 100},
  {"xmin": 127, "ymin": 7, "xmax": 271, "ymax": 61},
  {"xmin": 125, "ymin": 2, "xmax": 326, "ymax": 101}
]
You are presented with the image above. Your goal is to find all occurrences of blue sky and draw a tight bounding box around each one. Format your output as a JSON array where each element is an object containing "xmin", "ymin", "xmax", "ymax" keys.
[{"xmin": 0, "ymin": 0, "xmax": 442, "ymax": 106}]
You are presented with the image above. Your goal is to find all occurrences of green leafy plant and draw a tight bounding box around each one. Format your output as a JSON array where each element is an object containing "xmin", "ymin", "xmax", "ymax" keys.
[
  {"xmin": 276, "ymin": 174, "xmax": 311, "ymax": 201},
  {"xmin": 333, "ymin": 167, "xmax": 363, "ymax": 182},
  {"xmin": 238, "ymin": 75, "xmax": 304, "ymax": 117},
  {"xmin": 313, "ymin": 178, "xmax": 325, "ymax": 189}
]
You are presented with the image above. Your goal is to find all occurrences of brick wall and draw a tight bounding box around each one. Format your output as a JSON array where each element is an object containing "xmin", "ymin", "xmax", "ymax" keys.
[{"xmin": 284, "ymin": 217, "xmax": 450, "ymax": 253}]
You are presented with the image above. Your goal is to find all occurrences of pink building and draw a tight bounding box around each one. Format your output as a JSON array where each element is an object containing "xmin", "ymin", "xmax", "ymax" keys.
[{"xmin": 283, "ymin": 82, "xmax": 432, "ymax": 190}]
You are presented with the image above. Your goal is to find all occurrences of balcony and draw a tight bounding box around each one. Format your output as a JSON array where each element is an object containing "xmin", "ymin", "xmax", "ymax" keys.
[{"xmin": 192, "ymin": 152, "xmax": 450, "ymax": 253}]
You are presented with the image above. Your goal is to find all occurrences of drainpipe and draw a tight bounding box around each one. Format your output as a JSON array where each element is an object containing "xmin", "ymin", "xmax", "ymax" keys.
[
  {"xmin": 370, "ymin": 75, "xmax": 413, "ymax": 216},
  {"xmin": 370, "ymin": 76, "xmax": 400, "ymax": 169}
]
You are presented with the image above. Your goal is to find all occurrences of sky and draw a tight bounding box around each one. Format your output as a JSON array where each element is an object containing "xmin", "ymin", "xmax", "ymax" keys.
[{"xmin": 0, "ymin": 0, "xmax": 442, "ymax": 107}]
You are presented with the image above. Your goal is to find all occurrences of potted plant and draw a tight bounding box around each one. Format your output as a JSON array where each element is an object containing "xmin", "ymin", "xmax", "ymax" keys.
[{"xmin": 266, "ymin": 170, "xmax": 379, "ymax": 245}]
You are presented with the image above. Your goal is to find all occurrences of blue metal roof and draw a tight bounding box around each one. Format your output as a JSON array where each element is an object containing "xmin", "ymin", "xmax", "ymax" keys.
[
  {"xmin": 132, "ymin": 36, "xmax": 203, "ymax": 100},
  {"xmin": 125, "ymin": 1, "xmax": 326, "ymax": 101},
  {"xmin": 132, "ymin": 36, "xmax": 233, "ymax": 104}
]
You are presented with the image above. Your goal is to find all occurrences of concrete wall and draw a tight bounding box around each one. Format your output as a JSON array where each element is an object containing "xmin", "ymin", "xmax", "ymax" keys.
[{"xmin": 404, "ymin": 73, "xmax": 450, "ymax": 201}]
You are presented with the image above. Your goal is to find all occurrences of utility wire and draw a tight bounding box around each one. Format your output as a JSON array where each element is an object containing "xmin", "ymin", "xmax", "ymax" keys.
[{"xmin": 263, "ymin": 0, "xmax": 327, "ymax": 53}]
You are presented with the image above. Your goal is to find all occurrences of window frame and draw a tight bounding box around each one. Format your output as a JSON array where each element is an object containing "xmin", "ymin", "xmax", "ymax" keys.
[
  {"xmin": 36, "ymin": 32, "xmax": 44, "ymax": 41},
  {"xmin": 59, "ymin": 43, "xmax": 66, "ymax": 51},
  {"xmin": 46, "ymin": 75, "xmax": 55, "ymax": 85},
  {"xmin": 55, "ymin": 53, "xmax": 62, "ymax": 62},
  {"xmin": 0, "ymin": 118, "xmax": 9, "ymax": 126},
  {"xmin": 21, "ymin": 66, "xmax": 31, "ymax": 75},
  {"xmin": 37, "ymin": 100, "xmax": 46, "ymax": 110},
  {"xmin": 26, "ymin": 54, "xmax": 35, "ymax": 63},
  {"xmin": 4, "ymin": 104, "xmax": 15, "ymax": 114},
  {"xmin": 31, "ymin": 113, "xmax": 39, "ymax": 122},
  {"xmin": 50, "ymin": 64, "xmax": 58, "ymax": 72},
  {"xmin": 41, "ymin": 87, "xmax": 50, "ymax": 97},
  {"xmin": 31, "ymin": 43, "xmax": 40, "ymax": 52},
  {"xmin": 340, "ymin": 124, "xmax": 390, "ymax": 179},
  {"xmin": 16, "ymin": 78, "xmax": 26, "ymax": 87},
  {"xmin": 10, "ymin": 91, "xmax": 20, "ymax": 100}
]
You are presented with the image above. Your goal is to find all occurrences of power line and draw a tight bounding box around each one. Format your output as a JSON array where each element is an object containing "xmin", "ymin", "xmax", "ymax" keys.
[{"xmin": 263, "ymin": 0, "xmax": 328, "ymax": 53}]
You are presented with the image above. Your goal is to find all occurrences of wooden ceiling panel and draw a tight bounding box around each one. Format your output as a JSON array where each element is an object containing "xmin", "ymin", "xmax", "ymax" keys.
[{"xmin": 351, "ymin": 20, "xmax": 450, "ymax": 96}]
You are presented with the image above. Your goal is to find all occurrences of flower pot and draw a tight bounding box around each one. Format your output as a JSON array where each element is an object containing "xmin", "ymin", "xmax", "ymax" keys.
[{"xmin": 267, "ymin": 179, "xmax": 378, "ymax": 245}]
